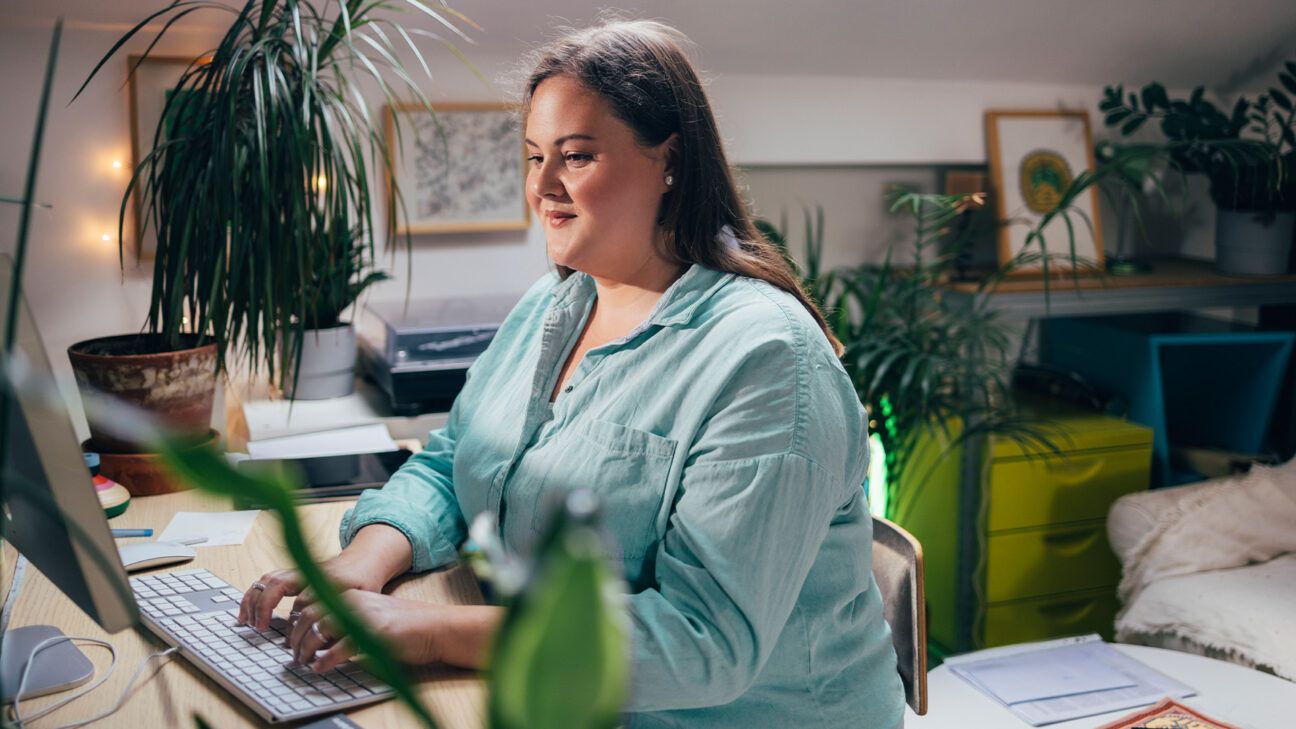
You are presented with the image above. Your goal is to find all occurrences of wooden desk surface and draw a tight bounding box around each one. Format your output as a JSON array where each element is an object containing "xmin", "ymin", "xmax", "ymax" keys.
[{"xmin": 2, "ymin": 490, "xmax": 485, "ymax": 728}]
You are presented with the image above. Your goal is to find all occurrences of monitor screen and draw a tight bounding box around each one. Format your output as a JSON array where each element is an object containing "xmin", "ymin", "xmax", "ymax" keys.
[{"xmin": 0, "ymin": 254, "xmax": 137, "ymax": 632}]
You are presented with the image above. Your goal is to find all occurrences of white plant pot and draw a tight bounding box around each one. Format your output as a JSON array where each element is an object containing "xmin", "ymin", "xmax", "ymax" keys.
[
  {"xmin": 288, "ymin": 323, "xmax": 357, "ymax": 400},
  {"xmin": 1214, "ymin": 209, "xmax": 1296, "ymax": 276}
]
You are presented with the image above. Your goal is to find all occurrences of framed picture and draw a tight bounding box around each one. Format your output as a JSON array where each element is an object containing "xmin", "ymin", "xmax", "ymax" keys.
[
  {"xmin": 127, "ymin": 54, "xmax": 201, "ymax": 261},
  {"xmin": 384, "ymin": 103, "xmax": 530, "ymax": 235},
  {"xmin": 985, "ymin": 110, "xmax": 1104, "ymax": 272}
]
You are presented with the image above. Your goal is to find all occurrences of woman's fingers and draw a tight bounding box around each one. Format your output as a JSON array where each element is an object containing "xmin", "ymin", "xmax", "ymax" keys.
[
  {"xmin": 292, "ymin": 606, "xmax": 337, "ymax": 665},
  {"xmin": 290, "ymin": 586, "xmax": 317, "ymax": 616},
  {"xmin": 239, "ymin": 569, "xmax": 302, "ymax": 630},
  {"xmin": 288, "ymin": 602, "xmax": 318, "ymax": 658},
  {"xmin": 310, "ymin": 637, "xmax": 355, "ymax": 673}
]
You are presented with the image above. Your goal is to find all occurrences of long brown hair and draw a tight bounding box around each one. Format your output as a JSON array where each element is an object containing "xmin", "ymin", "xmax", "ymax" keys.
[{"xmin": 520, "ymin": 19, "xmax": 844, "ymax": 356}]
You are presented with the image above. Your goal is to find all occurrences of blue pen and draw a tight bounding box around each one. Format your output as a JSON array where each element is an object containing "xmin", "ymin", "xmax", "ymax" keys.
[{"xmin": 111, "ymin": 528, "xmax": 153, "ymax": 538}]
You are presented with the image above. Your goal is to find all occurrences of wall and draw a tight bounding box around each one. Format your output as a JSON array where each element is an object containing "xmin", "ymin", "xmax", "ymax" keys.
[{"xmin": 0, "ymin": 19, "xmax": 1222, "ymax": 438}]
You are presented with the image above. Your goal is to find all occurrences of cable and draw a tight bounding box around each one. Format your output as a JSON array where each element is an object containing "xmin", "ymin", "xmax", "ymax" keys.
[{"xmin": 6, "ymin": 634, "xmax": 177, "ymax": 729}]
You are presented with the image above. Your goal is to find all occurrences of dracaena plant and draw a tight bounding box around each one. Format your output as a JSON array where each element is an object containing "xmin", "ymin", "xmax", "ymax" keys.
[{"xmin": 75, "ymin": 0, "xmax": 479, "ymax": 387}]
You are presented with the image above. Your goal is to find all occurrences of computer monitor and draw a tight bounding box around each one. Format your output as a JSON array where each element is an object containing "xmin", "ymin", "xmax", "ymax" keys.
[{"xmin": 0, "ymin": 254, "xmax": 137, "ymax": 633}]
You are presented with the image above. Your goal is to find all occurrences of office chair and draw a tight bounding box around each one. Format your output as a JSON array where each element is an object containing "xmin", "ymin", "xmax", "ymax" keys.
[{"xmin": 871, "ymin": 515, "xmax": 928, "ymax": 715}]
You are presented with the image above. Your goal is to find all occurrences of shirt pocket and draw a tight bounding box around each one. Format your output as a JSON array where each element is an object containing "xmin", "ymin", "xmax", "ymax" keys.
[{"xmin": 530, "ymin": 419, "xmax": 677, "ymax": 561}]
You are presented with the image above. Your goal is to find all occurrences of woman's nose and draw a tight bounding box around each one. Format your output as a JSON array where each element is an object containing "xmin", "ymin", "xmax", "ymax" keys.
[{"xmin": 531, "ymin": 160, "xmax": 565, "ymax": 199}]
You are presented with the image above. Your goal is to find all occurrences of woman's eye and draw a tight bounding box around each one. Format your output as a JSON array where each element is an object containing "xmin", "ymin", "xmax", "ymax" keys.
[
  {"xmin": 526, "ymin": 155, "xmax": 543, "ymax": 166},
  {"xmin": 564, "ymin": 153, "xmax": 592, "ymax": 166}
]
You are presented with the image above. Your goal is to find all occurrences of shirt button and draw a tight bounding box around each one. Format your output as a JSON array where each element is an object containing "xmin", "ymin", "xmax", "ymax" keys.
[{"xmin": 564, "ymin": 385, "xmax": 574, "ymax": 393}]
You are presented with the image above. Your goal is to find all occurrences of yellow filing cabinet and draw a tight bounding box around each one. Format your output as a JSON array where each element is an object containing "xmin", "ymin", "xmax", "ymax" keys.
[{"xmin": 893, "ymin": 396, "xmax": 1153, "ymax": 651}]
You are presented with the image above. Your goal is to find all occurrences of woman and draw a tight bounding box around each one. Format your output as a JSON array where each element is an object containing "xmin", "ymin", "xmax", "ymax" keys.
[{"xmin": 241, "ymin": 19, "xmax": 904, "ymax": 728}]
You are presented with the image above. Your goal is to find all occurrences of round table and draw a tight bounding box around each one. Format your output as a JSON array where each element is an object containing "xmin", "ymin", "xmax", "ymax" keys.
[{"xmin": 904, "ymin": 644, "xmax": 1296, "ymax": 728}]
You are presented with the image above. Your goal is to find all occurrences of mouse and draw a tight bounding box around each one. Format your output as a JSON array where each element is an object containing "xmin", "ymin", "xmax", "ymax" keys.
[{"xmin": 117, "ymin": 541, "xmax": 197, "ymax": 573}]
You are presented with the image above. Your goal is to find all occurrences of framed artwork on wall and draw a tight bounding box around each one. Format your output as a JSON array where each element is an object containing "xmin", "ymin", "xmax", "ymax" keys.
[
  {"xmin": 384, "ymin": 103, "xmax": 529, "ymax": 236},
  {"xmin": 984, "ymin": 110, "xmax": 1104, "ymax": 272},
  {"xmin": 127, "ymin": 54, "xmax": 201, "ymax": 261}
]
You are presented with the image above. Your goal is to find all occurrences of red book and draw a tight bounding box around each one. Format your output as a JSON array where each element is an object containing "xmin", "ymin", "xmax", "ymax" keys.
[{"xmin": 1095, "ymin": 698, "xmax": 1242, "ymax": 729}]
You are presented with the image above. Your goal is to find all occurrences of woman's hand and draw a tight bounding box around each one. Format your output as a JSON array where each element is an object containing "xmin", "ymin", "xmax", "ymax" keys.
[
  {"xmin": 292, "ymin": 596, "xmax": 504, "ymax": 673},
  {"xmin": 239, "ymin": 553, "xmax": 385, "ymax": 631},
  {"xmin": 289, "ymin": 590, "xmax": 442, "ymax": 672},
  {"xmin": 239, "ymin": 523, "xmax": 415, "ymax": 630}
]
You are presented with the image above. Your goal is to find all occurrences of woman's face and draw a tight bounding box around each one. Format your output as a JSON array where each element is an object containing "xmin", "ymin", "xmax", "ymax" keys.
[{"xmin": 525, "ymin": 76, "xmax": 675, "ymax": 280}]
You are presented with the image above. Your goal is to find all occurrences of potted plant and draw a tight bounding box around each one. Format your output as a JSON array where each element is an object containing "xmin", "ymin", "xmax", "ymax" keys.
[
  {"xmin": 288, "ymin": 221, "xmax": 389, "ymax": 399},
  {"xmin": 1099, "ymin": 61, "xmax": 1296, "ymax": 274},
  {"xmin": 67, "ymin": 0, "xmax": 472, "ymax": 475},
  {"xmin": 762, "ymin": 198, "xmax": 1064, "ymax": 519}
]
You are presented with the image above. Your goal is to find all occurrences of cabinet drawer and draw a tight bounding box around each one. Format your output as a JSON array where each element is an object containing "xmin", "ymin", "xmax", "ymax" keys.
[
  {"xmin": 988, "ymin": 447, "xmax": 1151, "ymax": 532},
  {"xmin": 983, "ymin": 589, "xmax": 1119, "ymax": 648},
  {"xmin": 986, "ymin": 521, "xmax": 1122, "ymax": 601}
]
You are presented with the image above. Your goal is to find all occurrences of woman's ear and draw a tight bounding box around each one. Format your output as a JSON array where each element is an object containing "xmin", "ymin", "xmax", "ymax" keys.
[{"xmin": 660, "ymin": 132, "xmax": 680, "ymax": 177}]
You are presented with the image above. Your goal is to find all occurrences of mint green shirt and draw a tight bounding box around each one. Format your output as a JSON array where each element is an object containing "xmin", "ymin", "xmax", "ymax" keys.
[{"xmin": 340, "ymin": 264, "xmax": 904, "ymax": 728}]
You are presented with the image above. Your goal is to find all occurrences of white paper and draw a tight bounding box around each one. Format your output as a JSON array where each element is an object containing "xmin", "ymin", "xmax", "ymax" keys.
[
  {"xmin": 949, "ymin": 636, "xmax": 1196, "ymax": 726},
  {"xmin": 246, "ymin": 423, "xmax": 398, "ymax": 460},
  {"xmin": 955, "ymin": 650, "xmax": 1135, "ymax": 704},
  {"xmin": 159, "ymin": 510, "xmax": 262, "ymax": 547}
]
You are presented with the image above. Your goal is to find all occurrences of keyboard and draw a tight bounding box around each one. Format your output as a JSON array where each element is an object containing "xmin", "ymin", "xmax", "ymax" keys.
[{"xmin": 130, "ymin": 568, "xmax": 394, "ymax": 723}]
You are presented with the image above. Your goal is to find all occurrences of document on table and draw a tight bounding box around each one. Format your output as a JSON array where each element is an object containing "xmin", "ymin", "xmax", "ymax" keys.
[
  {"xmin": 947, "ymin": 635, "xmax": 1195, "ymax": 726},
  {"xmin": 158, "ymin": 510, "xmax": 262, "ymax": 547},
  {"xmin": 246, "ymin": 423, "xmax": 398, "ymax": 460}
]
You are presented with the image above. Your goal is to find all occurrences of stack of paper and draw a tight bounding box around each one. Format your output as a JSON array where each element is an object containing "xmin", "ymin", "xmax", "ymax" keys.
[
  {"xmin": 246, "ymin": 423, "xmax": 398, "ymax": 460},
  {"xmin": 947, "ymin": 635, "xmax": 1195, "ymax": 725}
]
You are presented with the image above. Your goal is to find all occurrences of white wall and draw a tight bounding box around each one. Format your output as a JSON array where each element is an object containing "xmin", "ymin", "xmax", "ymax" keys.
[{"xmin": 1, "ymin": 19, "xmax": 1222, "ymax": 438}]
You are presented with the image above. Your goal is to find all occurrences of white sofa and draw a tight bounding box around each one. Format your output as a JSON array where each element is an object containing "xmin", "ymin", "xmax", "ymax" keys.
[{"xmin": 1107, "ymin": 457, "xmax": 1296, "ymax": 682}]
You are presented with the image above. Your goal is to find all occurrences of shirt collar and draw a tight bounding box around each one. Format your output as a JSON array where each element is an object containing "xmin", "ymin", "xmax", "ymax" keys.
[{"xmin": 550, "ymin": 263, "xmax": 733, "ymax": 329}]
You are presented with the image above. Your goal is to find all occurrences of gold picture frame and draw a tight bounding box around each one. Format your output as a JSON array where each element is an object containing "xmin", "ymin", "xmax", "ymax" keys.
[
  {"xmin": 127, "ymin": 54, "xmax": 202, "ymax": 261},
  {"xmin": 384, "ymin": 103, "xmax": 530, "ymax": 236},
  {"xmin": 985, "ymin": 109, "xmax": 1104, "ymax": 273}
]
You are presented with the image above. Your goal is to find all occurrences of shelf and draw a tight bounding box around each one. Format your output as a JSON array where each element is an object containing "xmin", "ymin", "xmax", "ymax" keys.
[{"xmin": 941, "ymin": 258, "xmax": 1296, "ymax": 321}]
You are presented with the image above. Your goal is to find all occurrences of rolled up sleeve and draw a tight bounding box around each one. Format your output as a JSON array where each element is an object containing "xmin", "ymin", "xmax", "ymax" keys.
[
  {"xmin": 338, "ymin": 411, "xmax": 466, "ymax": 573},
  {"xmin": 624, "ymin": 451, "xmax": 839, "ymax": 710}
]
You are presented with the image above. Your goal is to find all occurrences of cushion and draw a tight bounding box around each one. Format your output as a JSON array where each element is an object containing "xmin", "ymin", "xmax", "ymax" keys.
[{"xmin": 1116, "ymin": 553, "xmax": 1296, "ymax": 681}]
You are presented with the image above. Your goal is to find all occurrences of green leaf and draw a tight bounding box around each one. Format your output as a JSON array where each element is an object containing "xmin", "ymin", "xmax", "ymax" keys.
[
  {"xmin": 1270, "ymin": 87, "xmax": 1293, "ymax": 111},
  {"xmin": 1120, "ymin": 115, "xmax": 1147, "ymax": 136},
  {"xmin": 489, "ymin": 506, "xmax": 628, "ymax": 729},
  {"xmin": 1281, "ymin": 72, "xmax": 1296, "ymax": 96},
  {"xmin": 1104, "ymin": 109, "xmax": 1132, "ymax": 127},
  {"xmin": 1142, "ymin": 83, "xmax": 1169, "ymax": 110}
]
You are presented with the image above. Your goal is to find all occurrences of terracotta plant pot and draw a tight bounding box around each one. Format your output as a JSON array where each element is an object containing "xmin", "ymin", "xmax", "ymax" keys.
[
  {"xmin": 68, "ymin": 334, "xmax": 218, "ymax": 453},
  {"xmin": 83, "ymin": 430, "xmax": 220, "ymax": 496}
]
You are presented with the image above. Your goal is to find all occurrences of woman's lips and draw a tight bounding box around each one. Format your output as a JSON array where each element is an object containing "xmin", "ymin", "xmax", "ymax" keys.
[{"xmin": 546, "ymin": 212, "xmax": 577, "ymax": 228}]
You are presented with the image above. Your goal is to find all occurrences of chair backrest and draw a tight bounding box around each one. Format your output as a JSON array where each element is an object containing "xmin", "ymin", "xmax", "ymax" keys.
[{"xmin": 871, "ymin": 515, "xmax": 928, "ymax": 715}]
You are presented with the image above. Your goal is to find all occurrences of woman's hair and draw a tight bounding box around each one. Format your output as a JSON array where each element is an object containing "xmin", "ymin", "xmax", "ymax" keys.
[{"xmin": 520, "ymin": 18, "xmax": 844, "ymax": 356}]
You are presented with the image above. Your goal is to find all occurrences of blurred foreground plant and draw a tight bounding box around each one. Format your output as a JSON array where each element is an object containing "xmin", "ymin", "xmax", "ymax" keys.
[{"xmin": 476, "ymin": 492, "xmax": 629, "ymax": 729}]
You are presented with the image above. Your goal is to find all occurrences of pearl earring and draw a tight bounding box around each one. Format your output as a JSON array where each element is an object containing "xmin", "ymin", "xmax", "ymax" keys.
[{"xmin": 665, "ymin": 175, "xmax": 674, "ymax": 187}]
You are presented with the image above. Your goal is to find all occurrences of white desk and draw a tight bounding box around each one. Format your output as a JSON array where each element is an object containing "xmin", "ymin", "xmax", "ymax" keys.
[{"xmin": 905, "ymin": 644, "xmax": 1296, "ymax": 728}]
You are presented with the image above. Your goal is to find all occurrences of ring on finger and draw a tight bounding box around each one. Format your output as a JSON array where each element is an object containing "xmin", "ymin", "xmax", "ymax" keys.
[
  {"xmin": 310, "ymin": 621, "xmax": 331, "ymax": 643},
  {"xmin": 251, "ymin": 582, "xmax": 268, "ymax": 591},
  {"xmin": 289, "ymin": 610, "xmax": 303, "ymax": 623}
]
